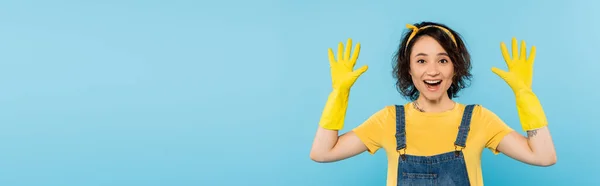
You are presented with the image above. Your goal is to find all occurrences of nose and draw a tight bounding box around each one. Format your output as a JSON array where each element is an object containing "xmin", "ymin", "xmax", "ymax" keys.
[{"xmin": 425, "ymin": 63, "xmax": 440, "ymax": 76}]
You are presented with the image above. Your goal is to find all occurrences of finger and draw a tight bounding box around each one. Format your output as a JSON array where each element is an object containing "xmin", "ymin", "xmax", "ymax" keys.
[
  {"xmin": 527, "ymin": 45, "xmax": 537, "ymax": 65},
  {"xmin": 519, "ymin": 40, "xmax": 526, "ymax": 61},
  {"xmin": 491, "ymin": 67, "xmax": 513, "ymax": 84},
  {"xmin": 328, "ymin": 48, "xmax": 336, "ymax": 66},
  {"xmin": 344, "ymin": 38, "xmax": 352, "ymax": 61},
  {"xmin": 352, "ymin": 65, "xmax": 369, "ymax": 77},
  {"xmin": 350, "ymin": 43, "xmax": 361, "ymax": 67},
  {"xmin": 500, "ymin": 42, "xmax": 512, "ymax": 67},
  {"xmin": 511, "ymin": 37, "xmax": 518, "ymax": 61},
  {"xmin": 337, "ymin": 42, "xmax": 343, "ymax": 62}
]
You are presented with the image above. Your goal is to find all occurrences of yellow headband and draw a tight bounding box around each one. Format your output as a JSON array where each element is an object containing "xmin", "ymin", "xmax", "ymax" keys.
[{"xmin": 405, "ymin": 24, "xmax": 457, "ymax": 47}]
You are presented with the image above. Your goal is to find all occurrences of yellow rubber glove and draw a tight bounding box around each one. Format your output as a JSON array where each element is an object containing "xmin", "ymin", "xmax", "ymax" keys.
[
  {"xmin": 318, "ymin": 38, "xmax": 368, "ymax": 130},
  {"xmin": 491, "ymin": 37, "xmax": 548, "ymax": 131}
]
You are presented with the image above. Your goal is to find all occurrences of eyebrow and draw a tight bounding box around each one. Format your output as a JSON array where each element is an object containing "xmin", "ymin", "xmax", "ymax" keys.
[{"xmin": 414, "ymin": 53, "xmax": 449, "ymax": 57}]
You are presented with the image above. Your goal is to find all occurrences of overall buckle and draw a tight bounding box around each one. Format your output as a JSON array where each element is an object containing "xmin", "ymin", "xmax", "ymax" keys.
[
  {"xmin": 398, "ymin": 148, "xmax": 407, "ymax": 160},
  {"xmin": 454, "ymin": 145, "xmax": 465, "ymax": 157}
]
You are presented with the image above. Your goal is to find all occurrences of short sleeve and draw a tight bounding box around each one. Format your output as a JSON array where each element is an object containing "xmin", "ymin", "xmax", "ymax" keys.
[
  {"xmin": 479, "ymin": 106, "xmax": 515, "ymax": 154},
  {"xmin": 351, "ymin": 106, "xmax": 393, "ymax": 155}
]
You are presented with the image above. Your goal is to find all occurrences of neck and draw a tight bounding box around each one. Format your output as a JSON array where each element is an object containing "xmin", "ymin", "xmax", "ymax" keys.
[{"xmin": 413, "ymin": 95, "xmax": 455, "ymax": 113}]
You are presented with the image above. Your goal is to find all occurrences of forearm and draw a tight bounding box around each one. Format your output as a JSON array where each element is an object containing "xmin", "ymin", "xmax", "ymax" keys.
[
  {"xmin": 526, "ymin": 126, "xmax": 557, "ymax": 166},
  {"xmin": 310, "ymin": 90, "xmax": 348, "ymax": 162},
  {"xmin": 310, "ymin": 89, "xmax": 369, "ymax": 162},
  {"xmin": 516, "ymin": 90, "xmax": 556, "ymax": 165}
]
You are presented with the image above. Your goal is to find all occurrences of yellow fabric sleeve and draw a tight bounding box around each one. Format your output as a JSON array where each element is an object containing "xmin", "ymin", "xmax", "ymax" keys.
[
  {"xmin": 352, "ymin": 106, "xmax": 393, "ymax": 155},
  {"xmin": 478, "ymin": 106, "xmax": 515, "ymax": 154}
]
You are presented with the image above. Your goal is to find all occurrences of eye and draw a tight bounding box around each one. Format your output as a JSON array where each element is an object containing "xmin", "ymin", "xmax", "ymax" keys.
[
  {"xmin": 417, "ymin": 59, "xmax": 425, "ymax": 63},
  {"xmin": 439, "ymin": 59, "xmax": 449, "ymax": 63}
]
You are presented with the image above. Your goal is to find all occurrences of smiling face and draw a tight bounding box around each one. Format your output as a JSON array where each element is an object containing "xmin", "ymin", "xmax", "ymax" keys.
[{"xmin": 409, "ymin": 36, "xmax": 455, "ymax": 101}]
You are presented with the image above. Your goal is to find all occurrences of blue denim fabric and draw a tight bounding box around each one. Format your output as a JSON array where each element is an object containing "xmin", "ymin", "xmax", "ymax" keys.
[{"xmin": 395, "ymin": 104, "xmax": 476, "ymax": 186}]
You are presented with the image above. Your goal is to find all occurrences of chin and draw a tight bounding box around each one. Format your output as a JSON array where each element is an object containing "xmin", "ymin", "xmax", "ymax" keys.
[
  {"xmin": 419, "ymin": 83, "xmax": 451, "ymax": 101},
  {"xmin": 421, "ymin": 92, "xmax": 446, "ymax": 101}
]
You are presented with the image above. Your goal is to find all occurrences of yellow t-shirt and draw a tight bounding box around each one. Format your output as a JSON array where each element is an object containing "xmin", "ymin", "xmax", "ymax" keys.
[{"xmin": 352, "ymin": 103, "xmax": 514, "ymax": 186}]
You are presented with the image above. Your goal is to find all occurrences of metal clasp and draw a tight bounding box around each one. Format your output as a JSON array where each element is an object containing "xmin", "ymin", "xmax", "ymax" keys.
[
  {"xmin": 454, "ymin": 145, "xmax": 465, "ymax": 157},
  {"xmin": 398, "ymin": 148, "xmax": 407, "ymax": 160}
]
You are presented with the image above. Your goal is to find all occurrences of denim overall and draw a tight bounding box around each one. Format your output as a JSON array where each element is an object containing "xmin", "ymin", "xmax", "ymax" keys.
[{"xmin": 395, "ymin": 104, "xmax": 476, "ymax": 186}]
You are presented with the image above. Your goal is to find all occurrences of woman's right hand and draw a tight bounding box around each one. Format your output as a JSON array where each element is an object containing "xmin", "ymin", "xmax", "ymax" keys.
[
  {"xmin": 319, "ymin": 39, "xmax": 368, "ymax": 130},
  {"xmin": 327, "ymin": 38, "xmax": 368, "ymax": 91}
]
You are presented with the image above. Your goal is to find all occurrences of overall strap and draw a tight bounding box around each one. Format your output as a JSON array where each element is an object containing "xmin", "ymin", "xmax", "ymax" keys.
[
  {"xmin": 395, "ymin": 105, "xmax": 407, "ymax": 152},
  {"xmin": 454, "ymin": 104, "xmax": 477, "ymax": 149},
  {"xmin": 396, "ymin": 105, "xmax": 406, "ymax": 160}
]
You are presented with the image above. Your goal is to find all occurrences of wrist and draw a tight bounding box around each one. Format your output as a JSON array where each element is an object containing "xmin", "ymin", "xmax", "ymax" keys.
[
  {"xmin": 318, "ymin": 88, "xmax": 351, "ymax": 130},
  {"xmin": 331, "ymin": 88, "xmax": 350, "ymax": 96}
]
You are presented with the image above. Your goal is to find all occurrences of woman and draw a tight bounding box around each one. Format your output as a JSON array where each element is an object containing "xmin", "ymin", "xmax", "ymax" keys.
[{"xmin": 309, "ymin": 21, "xmax": 557, "ymax": 186}]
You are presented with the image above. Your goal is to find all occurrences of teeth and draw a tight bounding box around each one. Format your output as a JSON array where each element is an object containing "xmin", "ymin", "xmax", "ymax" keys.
[{"xmin": 425, "ymin": 80, "xmax": 441, "ymax": 84}]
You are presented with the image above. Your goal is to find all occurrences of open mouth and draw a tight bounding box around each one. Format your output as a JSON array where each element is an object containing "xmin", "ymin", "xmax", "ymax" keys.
[{"xmin": 423, "ymin": 80, "xmax": 442, "ymax": 91}]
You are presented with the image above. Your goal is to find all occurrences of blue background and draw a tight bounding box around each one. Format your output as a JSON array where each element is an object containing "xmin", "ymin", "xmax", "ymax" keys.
[{"xmin": 0, "ymin": 0, "xmax": 597, "ymax": 185}]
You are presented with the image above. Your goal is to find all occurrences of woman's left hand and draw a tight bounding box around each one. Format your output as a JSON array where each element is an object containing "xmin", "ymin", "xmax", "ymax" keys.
[
  {"xmin": 491, "ymin": 37, "xmax": 547, "ymax": 132},
  {"xmin": 491, "ymin": 37, "xmax": 536, "ymax": 92}
]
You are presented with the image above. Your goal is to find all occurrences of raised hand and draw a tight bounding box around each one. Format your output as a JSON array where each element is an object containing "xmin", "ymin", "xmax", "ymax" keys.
[
  {"xmin": 491, "ymin": 37, "xmax": 547, "ymax": 132},
  {"xmin": 328, "ymin": 38, "xmax": 368, "ymax": 91},
  {"xmin": 318, "ymin": 38, "xmax": 368, "ymax": 130},
  {"xmin": 491, "ymin": 37, "xmax": 536, "ymax": 92}
]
